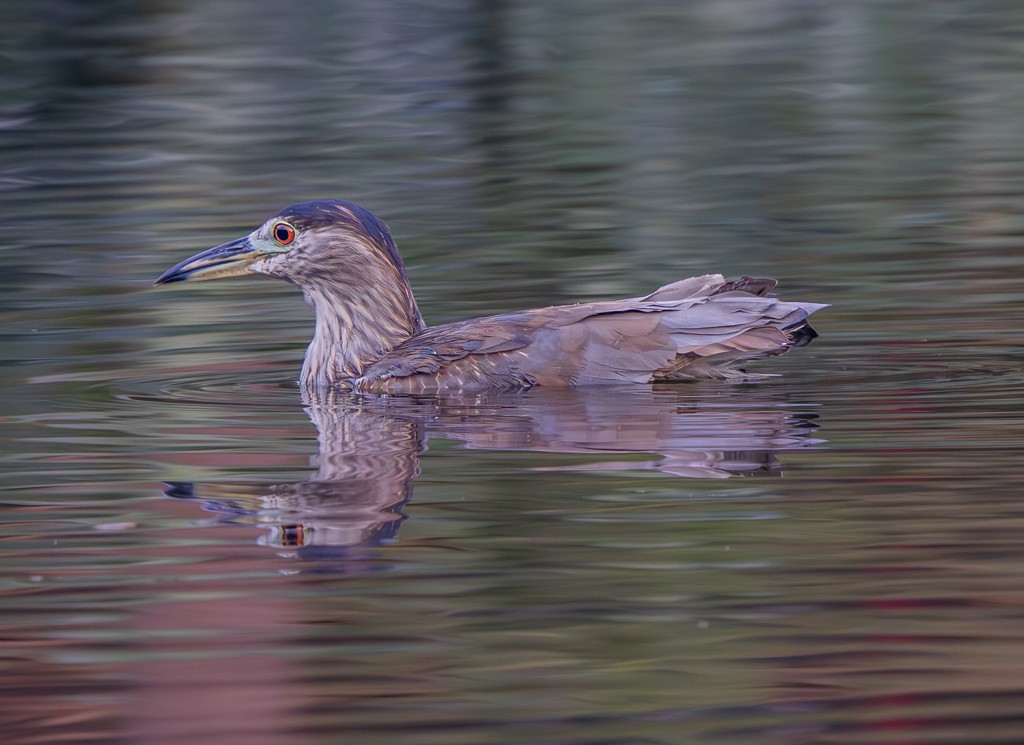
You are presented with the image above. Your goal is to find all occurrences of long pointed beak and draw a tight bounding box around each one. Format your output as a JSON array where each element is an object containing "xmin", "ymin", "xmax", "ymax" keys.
[{"xmin": 154, "ymin": 236, "xmax": 263, "ymax": 285}]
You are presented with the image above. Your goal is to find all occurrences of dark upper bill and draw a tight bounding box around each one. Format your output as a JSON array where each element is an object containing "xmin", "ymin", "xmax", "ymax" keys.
[{"xmin": 154, "ymin": 236, "xmax": 262, "ymax": 285}]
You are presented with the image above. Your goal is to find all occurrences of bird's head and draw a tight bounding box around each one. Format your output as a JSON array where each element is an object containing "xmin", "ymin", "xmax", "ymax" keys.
[
  {"xmin": 155, "ymin": 199, "xmax": 426, "ymax": 384},
  {"xmin": 154, "ymin": 199, "xmax": 410, "ymax": 289}
]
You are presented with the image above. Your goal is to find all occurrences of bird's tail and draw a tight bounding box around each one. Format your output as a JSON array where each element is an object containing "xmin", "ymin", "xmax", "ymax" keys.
[{"xmin": 785, "ymin": 319, "xmax": 819, "ymax": 348}]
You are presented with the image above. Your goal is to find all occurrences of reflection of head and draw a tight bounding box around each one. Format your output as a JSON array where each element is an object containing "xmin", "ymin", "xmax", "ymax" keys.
[{"xmin": 165, "ymin": 402, "xmax": 424, "ymax": 555}]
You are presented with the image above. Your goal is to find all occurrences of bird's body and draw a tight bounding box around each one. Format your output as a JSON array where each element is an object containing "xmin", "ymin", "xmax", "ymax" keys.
[
  {"xmin": 352, "ymin": 274, "xmax": 820, "ymax": 394},
  {"xmin": 156, "ymin": 200, "xmax": 826, "ymax": 394}
]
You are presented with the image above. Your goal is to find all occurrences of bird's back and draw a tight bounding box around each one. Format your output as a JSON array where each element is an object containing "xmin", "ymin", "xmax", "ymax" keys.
[{"xmin": 351, "ymin": 275, "xmax": 827, "ymax": 394}]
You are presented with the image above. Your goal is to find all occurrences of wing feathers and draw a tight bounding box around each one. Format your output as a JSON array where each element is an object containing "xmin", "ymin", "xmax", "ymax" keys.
[{"xmin": 354, "ymin": 276, "xmax": 826, "ymax": 392}]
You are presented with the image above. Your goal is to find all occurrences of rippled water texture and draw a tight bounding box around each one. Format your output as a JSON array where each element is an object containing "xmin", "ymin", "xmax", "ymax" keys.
[{"xmin": 2, "ymin": 2, "xmax": 1024, "ymax": 744}]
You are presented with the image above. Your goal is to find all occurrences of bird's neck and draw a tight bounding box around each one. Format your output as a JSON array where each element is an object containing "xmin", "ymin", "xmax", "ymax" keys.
[{"xmin": 299, "ymin": 278, "xmax": 425, "ymax": 390}]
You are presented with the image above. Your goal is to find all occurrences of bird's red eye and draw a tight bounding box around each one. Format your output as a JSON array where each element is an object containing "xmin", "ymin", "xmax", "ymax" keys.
[{"xmin": 273, "ymin": 222, "xmax": 296, "ymax": 246}]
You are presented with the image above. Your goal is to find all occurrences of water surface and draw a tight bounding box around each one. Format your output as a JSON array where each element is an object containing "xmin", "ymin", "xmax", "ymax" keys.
[{"xmin": 2, "ymin": 2, "xmax": 1024, "ymax": 744}]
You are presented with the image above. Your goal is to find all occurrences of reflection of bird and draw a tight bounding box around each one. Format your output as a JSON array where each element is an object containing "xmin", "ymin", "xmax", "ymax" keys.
[
  {"xmin": 155, "ymin": 200, "xmax": 826, "ymax": 393},
  {"xmin": 163, "ymin": 388, "xmax": 822, "ymax": 557}
]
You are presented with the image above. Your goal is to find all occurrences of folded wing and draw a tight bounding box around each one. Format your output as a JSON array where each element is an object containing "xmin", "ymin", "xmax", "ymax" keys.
[{"xmin": 355, "ymin": 274, "xmax": 827, "ymax": 393}]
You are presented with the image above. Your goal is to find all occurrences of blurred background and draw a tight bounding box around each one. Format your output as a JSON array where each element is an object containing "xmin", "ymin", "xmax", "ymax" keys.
[{"xmin": 1, "ymin": 2, "xmax": 1024, "ymax": 744}]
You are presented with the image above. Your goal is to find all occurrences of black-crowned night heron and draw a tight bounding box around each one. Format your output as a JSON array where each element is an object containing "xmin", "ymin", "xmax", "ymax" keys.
[{"xmin": 155, "ymin": 200, "xmax": 826, "ymax": 394}]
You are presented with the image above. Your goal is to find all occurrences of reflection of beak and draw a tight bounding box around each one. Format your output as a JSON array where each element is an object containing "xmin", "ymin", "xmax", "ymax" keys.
[{"xmin": 154, "ymin": 236, "xmax": 263, "ymax": 285}]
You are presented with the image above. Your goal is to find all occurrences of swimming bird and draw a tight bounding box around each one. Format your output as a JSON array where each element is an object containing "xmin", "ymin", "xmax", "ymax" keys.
[{"xmin": 155, "ymin": 200, "xmax": 826, "ymax": 394}]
